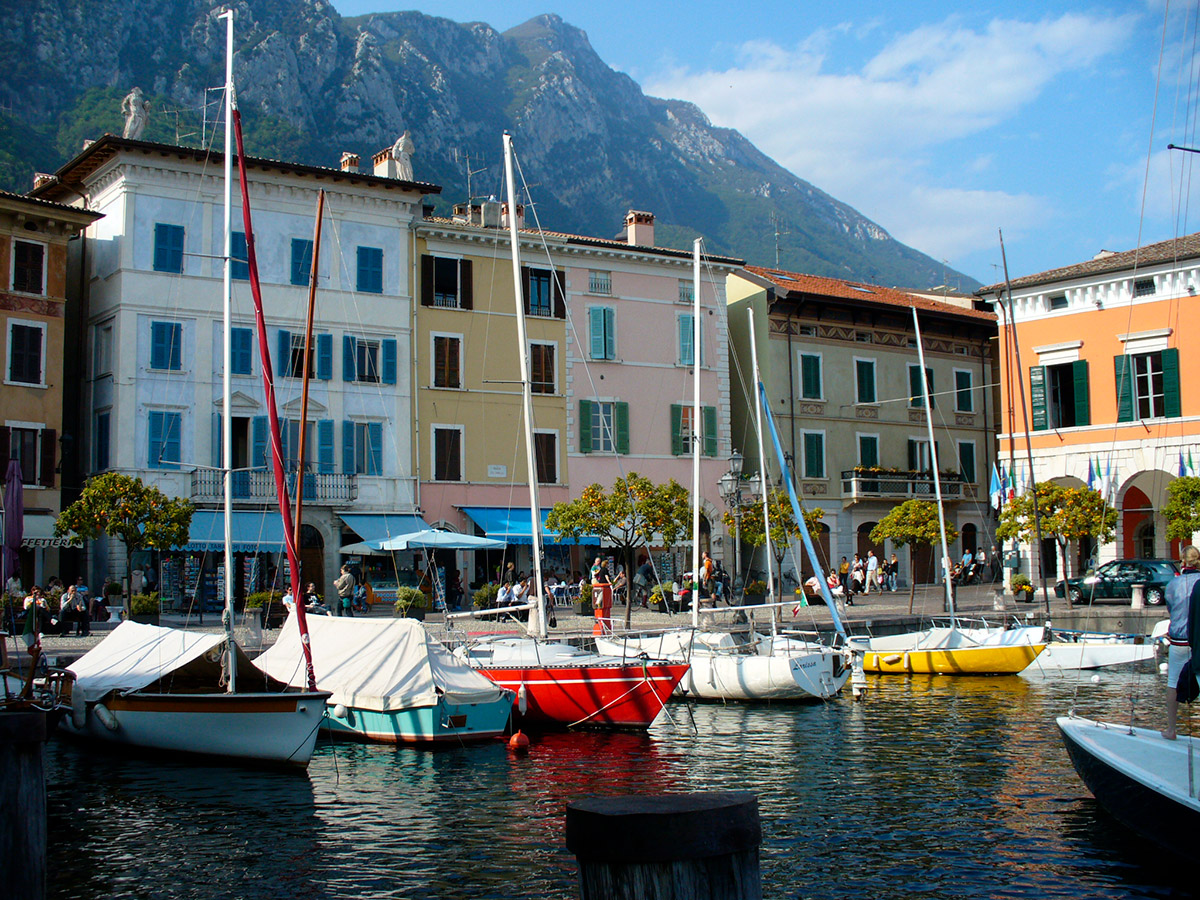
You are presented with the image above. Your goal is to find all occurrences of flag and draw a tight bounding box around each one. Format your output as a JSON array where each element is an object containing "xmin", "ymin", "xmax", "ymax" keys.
[
  {"xmin": 1189, "ymin": 449, "xmax": 1197, "ymax": 478},
  {"xmin": 1006, "ymin": 465, "xmax": 1016, "ymax": 501},
  {"xmin": 989, "ymin": 464, "xmax": 1003, "ymax": 511},
  {"xmin": 1087, "ymin": 457, "xmax": 1097, "ymax": 492},
  {"xmin": 1179, "ymin": 451, "xmax": 1187, "ymax": 479},
  {"xmin": 1103, "ymin": 457, "xmax": 1115, "ymax": 499}
]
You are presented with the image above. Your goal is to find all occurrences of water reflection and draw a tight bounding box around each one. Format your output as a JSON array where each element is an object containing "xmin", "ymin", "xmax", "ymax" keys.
[{"xmin": 45, "ymin": 667, "xmax": 1191, "ymax": 899}]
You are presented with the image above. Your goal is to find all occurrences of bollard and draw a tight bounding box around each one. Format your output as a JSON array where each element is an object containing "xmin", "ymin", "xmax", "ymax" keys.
[
  {"xmin": 566, "ymin": 792, "xmax": 762, "ymax": 900},
  {"xmin": 1131, "ymin": 583, "xmax": 1145, "ymax": 610},
  {"xmin": 0, "ymin": 710, "xmax": 48, "ymax": 900}
]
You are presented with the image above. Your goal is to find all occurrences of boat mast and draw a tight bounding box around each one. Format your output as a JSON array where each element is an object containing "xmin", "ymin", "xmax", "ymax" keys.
[
  {"xmin": 691, "ymin": 239, "xmax": 702, "ymax": 630},
  {"xmin": 220, "ymin": 8, "xmax": 237, "ymax": 693},
  {"xmin": 292, "ymin": 191, "xmax": 325, "ymax": 581},
  {"xmin": 911, "ymin": 307, "xmax": 955, "ymax": 616},
  {"xmin": 502, "ymin": 133, "xmax": 546, "ymax": 639},
  {"xmin": 748, "ymin": 310, "xmax": 775, "ymax": 626}
]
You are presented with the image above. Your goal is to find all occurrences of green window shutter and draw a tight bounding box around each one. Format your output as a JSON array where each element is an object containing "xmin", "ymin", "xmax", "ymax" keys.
[
  {"xmin": 801, "ymin": 354, "xmax": 821, "ymax": 399},
  {"xmin": 670, "ymin": 404, "xmax": 685, "ymax": 456},
  {"xmin": 909, "ymin": 365, "xmax": 921, "ymax": 407},
  {"xmin": 804, "ymin": 432, "xmax": 824, "ymax": 478},
  {"xmin": 955, "ymin": 370, "xmax": 973, "ymax": 412},
  {"xmin": 1163, "ymin": 348, "xmax": 1181, "ymax": 418},
  {"xmin": 589, "ymin": 308, "xmax": 605, "ymax": 359},
  {"xmin": 703, "ymin": 406, "xmax": 718, "ymax": 457},
  {"xmin": 578, "ymin": 400, "xmax": 594, "ymax": 454},
  {"xmin": 856, "ymin": 360, "xmax": 875, "ymax": 403},
  {"xmin": 926, "ymin": 369, "xmax": 934, "ymax": 409},
  {"xmin": 907, "ymin": 439, "xmax": 918, "ymax": 472},
  {"xmin": 615, "ymin": 402, "xmax": 630, "ymax": 455},
  {"xmin": 859, "ymin": 435, "xmax": 878, "ymax": 468},
  {"xmin": 1114, "ymin": 355, "xmax": 1134, "ymax": 423},
  {"xmin": 604, "ymin": 308, "xmax": 615, "ymax": 359},
  {"xmin": 960, "ymin": 443, "xmax": 976, "ymax": 483},
  {"xmin": 1071, "ymin": 359, "xmax": 1091, "ymax": 426},
  {"xmin": 1030, "ymin": 365, "xmax": 1048, "ymax": 430}
]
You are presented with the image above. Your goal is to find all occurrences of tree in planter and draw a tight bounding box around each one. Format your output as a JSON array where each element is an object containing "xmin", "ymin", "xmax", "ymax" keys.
[
  {"xmin": 722, "ymin": 489, "xmax": 824, "ymax": 599},
  {"xmin": 55, "ymin": 473, "xmax": 194, "ymax": 615},
  {"xmin": 546, "ymin": 472, "xmax": 691, "ymax": 629},
  {"xmin": 997, "ymin": 481, "xmax": 1116, "ymax": 584},
  {"xmin": 870, "ymin": 500, "xmax": 958, "ymax": 613},
  {"xmin": 1164, "ymin": 476, "xmax": 1200, "ymax": 544}
]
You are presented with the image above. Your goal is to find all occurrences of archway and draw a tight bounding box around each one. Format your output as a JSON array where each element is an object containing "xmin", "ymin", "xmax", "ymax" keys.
[
  {"xmin": 1119, "ymin": 470, "xmax": 1177, "ymax": 561},
  {"xmin": 961, "ymin": 523, "xmax": 978, "ymax": 556},
  {"xmin": 299, "ymin": 524, "xmax": 324, "ymax": 592},
  {"xmin": 799, "ymin": 523, "xmax": 831, "ymax": 579}
]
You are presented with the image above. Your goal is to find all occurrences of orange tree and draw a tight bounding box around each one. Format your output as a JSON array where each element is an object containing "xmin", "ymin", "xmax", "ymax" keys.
[
  {"xmin": 721, "ymin": 488, "xmax": 824, "ymax": 597},
  {"xmin": 1164, "ymin": 476, "xmax": 1200, "ymax": 543},
  {"xmin": 997, "ymin": 481, "xmax": 1115, "ymax": 580},
  {"xmin": 871, "ymin": 500, "xmax": 958, "ymax": 612},
  {"xmin": 56, "ymin": 473, "xmax": 194, "ymax": 611},
  {"xmin": 546, "ymin": 472, "xmax": 691, "ymax": 628}
]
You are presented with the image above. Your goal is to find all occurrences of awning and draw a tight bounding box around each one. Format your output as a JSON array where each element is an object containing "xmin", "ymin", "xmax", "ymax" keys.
[
  {"xmin": 20, "ymin": 513, "xmax": 74, "ymax": 548},
  {"xmin": 459, "ymin": 506, "xmax": 600, "ymax": 546},
  {"xmin": 182, "ymin": 510, "xmax": 286, "ymax": 552},
  {"xmin": 337, "ymin": 513, "xmax": 429, "ymax": 542}
]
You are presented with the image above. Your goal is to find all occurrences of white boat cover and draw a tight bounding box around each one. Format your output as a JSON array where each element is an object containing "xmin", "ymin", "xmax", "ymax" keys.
[
  {"xmin": 67, "ymin": 621, "xmax": 230, "ymax": 703},
  {"xmin": 255, "ymin": 613, "xmax": 509, "ymax": 712}
]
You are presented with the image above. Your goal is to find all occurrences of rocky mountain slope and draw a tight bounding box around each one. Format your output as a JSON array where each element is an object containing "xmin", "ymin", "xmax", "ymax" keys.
[{"xmin": 0, "ymin": 0, "xmax": 978, "ymax": 289}]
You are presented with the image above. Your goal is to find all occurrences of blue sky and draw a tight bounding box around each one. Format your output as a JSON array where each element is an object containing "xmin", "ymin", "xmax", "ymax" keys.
[{"xmin": 331, "ymin": 1, "xmax": 1200, "ymax": 286}]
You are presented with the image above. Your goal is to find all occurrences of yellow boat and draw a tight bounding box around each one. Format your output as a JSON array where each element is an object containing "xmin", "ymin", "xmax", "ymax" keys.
[{"xmin": 849, "ymin": 626, "xmax": 1046, "ymax": 675}]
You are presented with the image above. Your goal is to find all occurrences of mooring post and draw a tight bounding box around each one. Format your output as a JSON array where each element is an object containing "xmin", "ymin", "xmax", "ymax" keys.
[
  {"xmin": 0, "ymin": 710, "xmax": 49, "ymax": 900},
  {"xmin": 566, "ymin": 792, "xmax": 762, "ymax": 900}
]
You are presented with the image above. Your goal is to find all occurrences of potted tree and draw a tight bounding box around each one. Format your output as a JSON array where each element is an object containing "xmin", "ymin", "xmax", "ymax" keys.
[
  {"xmin": 394, "ymin": 586, "xmax": 427, "ymax": 620},
  {"xmin": 743, "ymin": 580, "xmax": 768, "ymax": 606},
  {"xmin": 1011, "ymin": 574, "xmax": 1035, "ymax": 602},
  {"xmin": 473, "ymin": 583, "xmax": 499, "ymax": 610},
  {"xmin": 245, "ymin": 591, "xmax": 285, "ymax": 628},
  {"xmin": 648, "ymin": 583, "xmax": 673, "ymax": 613},
  {"xmin": 129, "ymin": 592, "xmax": 159, "ymax": 626}
]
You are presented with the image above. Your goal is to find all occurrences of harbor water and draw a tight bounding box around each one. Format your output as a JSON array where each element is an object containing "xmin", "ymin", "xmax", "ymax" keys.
[{"xmin": 44, "ymin": 665, "xmax": 1190, "ymax": 899}]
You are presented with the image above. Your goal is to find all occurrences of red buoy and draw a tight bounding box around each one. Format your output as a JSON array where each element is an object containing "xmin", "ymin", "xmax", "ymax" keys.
[{"xmin": 508, "ymin": 730, "xmax": 530, "ymax": 751}]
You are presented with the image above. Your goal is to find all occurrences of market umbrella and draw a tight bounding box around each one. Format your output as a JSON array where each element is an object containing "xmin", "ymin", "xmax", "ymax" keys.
[
  {"xmin": 2, "ymin": 458, "xmax": 23, "ymax": 590},
  {"xmin": 339, "ymin": 530, "xmax": 506, "ymax": 554}
]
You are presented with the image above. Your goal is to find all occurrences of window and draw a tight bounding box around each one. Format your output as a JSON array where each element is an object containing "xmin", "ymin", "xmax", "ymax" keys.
[
  {"xmin": 855, "ymin": 359, "xmax": 876, "ymax": 404},
  {"xmin": 679, "ymin": 314, "xmax": 702, "ymax": 366},
  {"xmin": 526, "ymin": 267, "xmax": 554, "ymax": 317},
  {"xmin": 433, "ymin": 335, "xmax": 461, "ymax": 388},
  {"xmin": 801, "ymin": 431, "xmax": 825, "ymax": 479},
  {"xmin": 93, "ymin": 320, "xmax": 113, "ymax": 377},
  {"xmin": 148, "ymin": 410, "xmax": 182, "ymax": 469},
  {"xmin": 530, "ymin": 343, "xmax": 555, "ymax": 394},
  {"xmin": 908, "ymin": 364, "xmax": 934, "ymax": 408},
  {"xmin": 908, "ymin": 438, "xmax": 935, "ymax": 473},
  {"xmin": 149, "ymin": 321, "xmax": 182, "ymax": 371},
  {"xmin": 356, "ymin": 339, "xmax": 380, "ymax": 384},
  {"xmin": 1133, "ymin": 278, "xmax": 1156, "ymax": 298},
  {"xmin": 10, "ymin": 427, "xmax": 38, "ymax": 485},
  {"xmin": 534, "ymin": 431, "xmax": 557, "ymax": 484},
  {"xmin": 798, "ymin": 324, "xmax": 816, "ymax": 337},
  {"xmin": 799, "ymin": 353, "xmax": 822, "ymax": 400},
  {"xmin": 95, "ymin": 411, "xmax": 110, "ymax": 471},
  {"xmin": 433, "ymin": 426, "xmax": 462, "ymax": 481},
  {"xmin": 7, "ymin": 321, "xmax": 44, "ymax": 385},
  {"xmin": 1048, "ymin": 294, "xmax": 1068, "ymax": 310},
  {"xmin": 356, "ymin": 246, "xmax": 383, "ymax": 294},
  {"xmin": 290, "ymin": 238, "xmax": 313, "ymax": 286},
  {"xmin": 283, "ymin": 419, "xmax": 316, "ymax": 469},
  {"xmin": 1031, "ymin": 361, "xmax": 1090, "ymax": 430},
  {"xmin": 343, "ymin": 335, "xmax": 395, "ymax": 384},
  {"xmin": 858, "ymin": 434, "xmax": 879, "ymax": 468},
  {"xmin": 954, "ymin": 369, "xmax": 974, "ymax": 413},
  {"xmin": 231, "ymin": 327, "xmax": 252, "ymax": 376},
  {"xmin": 578, "ymin": 400, "xmax": 629, "ymax": 454},
  {"xmin": 958, "ymin": 441, "xmax": 976, "ymax": 484},
  {"xmin": 231, "ymin": 232, "xmax": 249, "ymax": 281},
  {"xmin": 589, "ymin": 307, "xmax": 616, "ymax": 360},
  {"xmin": 1115, "ymin": 350, "xmax": 1181, "ymax": 422},
  {"xmin": 12, "ymin": 240, "xmax": 45, "ymax": 295},
  {"xmin": 343, "ymin": 421, "xmax": 383, "ymax": 476},
  {"xmin": 671, "ymin": 404, "xmax": 717, "ymax": 456},
  {"xmin": 678, "ymin": 280, "xmax": 694, "ymax": 305},
  {"xmin": 589, "ymin": 270, "xmax": 612, "ymax": 295},
  {"xmin": 285, "ymin": 333, "xmax": 313, "ymax": 379},
  {"xmin": 153, "ymin": 224, "xmax": 184, "ymax": 274},
  {"xmin": 1133, "ymin": 353, "xmax": 1165, "ymax": 419},
  {"xmin": 421, "ymin": 255, "xmax": 474, "ymax": 309},
  {"xmin": 855, "ymin": 332, "xmax": 873, "ymax": 343}
]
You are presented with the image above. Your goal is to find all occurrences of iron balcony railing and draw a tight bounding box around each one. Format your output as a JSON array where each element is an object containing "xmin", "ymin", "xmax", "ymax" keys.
[
  {"xmin": 840, "ymin": 470, "xmax": 964, "ymax": 502},
  {"xmin": 191, "ymin": 468, "xmax": 358, "ymax": 504}
]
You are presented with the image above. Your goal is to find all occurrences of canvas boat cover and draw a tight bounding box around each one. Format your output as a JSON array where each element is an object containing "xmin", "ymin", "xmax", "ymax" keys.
[
  {"xmin": 254, "ymin": 614, "xmax": 509, "ymax": 712},
  {"xmin": 67, "ymin": 621, "xmax": 239, "ymax": 703}
]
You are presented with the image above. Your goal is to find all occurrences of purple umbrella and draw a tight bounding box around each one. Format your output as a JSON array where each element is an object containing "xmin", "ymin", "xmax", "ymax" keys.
[{"xmin": 3, "ymin": 458, "xmax": 23, "ymax": 590}]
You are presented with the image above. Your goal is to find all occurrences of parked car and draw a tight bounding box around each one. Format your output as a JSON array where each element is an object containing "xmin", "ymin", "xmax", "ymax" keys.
[{"xmin": 1054, "ymin": 559, "xmax": 1179, "ymax": 606}]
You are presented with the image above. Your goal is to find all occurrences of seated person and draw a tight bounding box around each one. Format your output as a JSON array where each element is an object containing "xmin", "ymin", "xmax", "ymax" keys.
[{"xmin": 826, "ymin": 570, "xmax": 844, "ymax": 596}]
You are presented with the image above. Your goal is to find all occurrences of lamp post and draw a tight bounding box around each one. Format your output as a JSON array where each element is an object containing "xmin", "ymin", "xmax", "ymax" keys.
[{"xmin": 718, "ymin": 452, "xmax": 745, "ymax": 601}]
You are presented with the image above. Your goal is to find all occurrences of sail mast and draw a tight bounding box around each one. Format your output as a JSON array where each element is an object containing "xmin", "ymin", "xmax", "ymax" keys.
[
  {"xmin": 690, "ymin": 239, "xmax": 702, "ymax": 630},
  {"xmin": 502, "ymin": 133, "xmax": 546, "ymax": 639},
  {"xmin": 220, "ymin": 8, "xmax": 237, "ymax": 693},
  {"xmin": 748, "ymin": 310, "xmax": 774, "ymax": 618},
  {"xmin": 292, "ymin": 190, "xmax": 325, "ymax": 580}
]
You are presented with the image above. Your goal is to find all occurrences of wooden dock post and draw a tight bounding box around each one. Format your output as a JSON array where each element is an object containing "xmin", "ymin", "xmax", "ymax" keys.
[
  {"xmin": 0, "ymin": 710, "xmax": 49, "ymax": 900},
  {"xmin": 566, "ymin": 792, "xmax": 762, "ymax": 900}
]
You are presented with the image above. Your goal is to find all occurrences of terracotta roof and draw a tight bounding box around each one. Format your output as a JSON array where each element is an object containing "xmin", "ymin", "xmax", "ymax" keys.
[
  {"xmin": 976, "ymin": 231, "xmax": 1200, "ymax": 294},
  {"xmin": 744, "ymin": 265, "xmax": 997, "ymax": 323},
  {"xmin": 0, "ymin": 188, "xmax": 102, "ymax": 221}
]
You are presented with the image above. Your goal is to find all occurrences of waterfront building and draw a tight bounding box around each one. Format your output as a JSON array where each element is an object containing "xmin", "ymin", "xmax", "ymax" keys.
[
  {"xmin": 0, "ymin": 190, "xmax": 101, "ymax": 587},
  {"xmin": 727, "ymin": 266, "xmax": 999, "ymax": 584},
  {"xmin": 976, "ymin": 232, "xmax": 1200, "ymax": 580}
]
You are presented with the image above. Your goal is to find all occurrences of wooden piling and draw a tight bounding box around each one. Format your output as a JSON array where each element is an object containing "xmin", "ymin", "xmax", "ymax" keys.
[
  {"xmin": 0, "ymin": 710, "xmax": 48, "ymax": 900},
  {"xmin": 566, "ymin": 792, "xmax": 761, "ymax": 900}
]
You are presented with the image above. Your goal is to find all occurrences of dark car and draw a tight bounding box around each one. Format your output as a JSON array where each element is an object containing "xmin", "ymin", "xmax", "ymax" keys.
[{"xmin": 1054, "ymin": 559, "xmax": 1179, "ymax": 606}]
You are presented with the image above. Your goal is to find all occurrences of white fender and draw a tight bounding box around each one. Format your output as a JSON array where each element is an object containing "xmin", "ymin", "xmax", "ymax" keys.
[
  {"xmin": 882, "ymin": 654, "xmax": 902, "ymax": 666},
  {"xmin": 517, "ymin": 683, "xmax": 528, "ymax": 716},
  {"xmin": 332, "ymin": 703, "xmax": 348, "ymax": 718},
  {"xmin": 93, "ymin": 702, "xmax": 119, "ymax": 732}
]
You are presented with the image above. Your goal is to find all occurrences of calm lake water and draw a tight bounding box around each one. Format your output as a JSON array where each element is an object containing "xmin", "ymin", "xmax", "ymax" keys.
[{"xmin": 44, "ymin": 666, "xmax": 1192, "ymax": 899}]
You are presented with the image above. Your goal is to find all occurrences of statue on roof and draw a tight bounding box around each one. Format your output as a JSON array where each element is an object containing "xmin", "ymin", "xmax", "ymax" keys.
[
  {"xmin": 121, "ymin": 87, "xmax": 150, "ymax": 140},
  {"xmin": 391, "ymin": 130, "xmax": 415, "ymax": 181}
]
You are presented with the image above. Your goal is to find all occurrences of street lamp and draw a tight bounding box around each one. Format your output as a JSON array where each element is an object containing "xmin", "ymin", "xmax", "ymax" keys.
[{"xmin": 718, "ymin": 452, "xmax": 746, "ymax": 600}]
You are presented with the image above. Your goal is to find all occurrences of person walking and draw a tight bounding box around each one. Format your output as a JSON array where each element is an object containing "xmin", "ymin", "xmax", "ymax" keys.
[
  {"xmin": 887, "ymin": 553, "xmax": 900, "ymax": 592},
  {"xmin": 334, "ymin": 564, "xmax": 356, "ymax": 618},
  {"xmin": 1162, "ymin": 545, "xmax": 1200, "ymax": 740},
  {"xmin": 865, "ymin": 551, "xmax": 879, "ymax": 595}
]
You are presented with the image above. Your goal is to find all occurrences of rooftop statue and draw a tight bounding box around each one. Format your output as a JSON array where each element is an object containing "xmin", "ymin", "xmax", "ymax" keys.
[
  {"xmin": 391, "ymin": 130, "xmax": 415, "ymax": 181},
  {"xmin": 121, "ymin": 87, "xmax": 150, "ymax": 140}
]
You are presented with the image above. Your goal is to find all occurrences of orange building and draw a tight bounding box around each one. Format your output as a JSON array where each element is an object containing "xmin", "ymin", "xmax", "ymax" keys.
[{"xmin": 977, "ymin": 233, "xmax": 1200, "ymax": 580}]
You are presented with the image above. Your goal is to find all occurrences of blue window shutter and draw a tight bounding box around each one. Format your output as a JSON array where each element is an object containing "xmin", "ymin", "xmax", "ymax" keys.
[
  {"xmin": 279, "ymin": 418, "xmax": 290, "ymax": 466},
  {"xmin": 252, "ymin": 416, "xmax": 268, "ymax": 467},
  {"xmin": 164, "ymin": 413, "xmax": 181, "ymax": 468},
  {"xmin": 151, "ymin": 323, "xmax": 166, "ymax": 369},
  {"xmin": 277, "ymin": 330, "xmax": 291, "ymax": 376},
  {"xmin": 382, "ymin": 339, "xmax": 397, "ymax": 385},
  {"xmin": 318, "ymin": 419, "xmax": 335, "ymax": 473},
  {"xmin": 169, "ymin": 323, "xmax": 181, "ymax": 370},
  {"xmin": 148, "ymin": 411, "xmax": 163, "ymax": 467},
  {"xmin": 368, "ymin": 422, "xmax": 383, "ymax": 475},
  {"xmin": 589, "ymin": 308, "xmax": 602, "ymax": 359},
  {"xmin": 357, "ymin": 246, "xmax": 383, "ymax": 293},
  {"xmin": 679, "ymin": 315, "xmax": 694, "ymax": 365},
  {"xmin": 343, "ymin": 335, "xmax": 356, "ymax": 381},
  {"xmin": 605, "ymin": 308, "xmax": 616, "ymax": 359},
  {"xmin": 291, "ymin": 239, "xmax": 313, "ymax": 286},
  {"xmin": 342, "ymin": 420, "xmax": 355, "ymax": 473},
  {"xmin": 231, "ymin": 232, "xmax": 249, "ymax": 281},
  {"xmin": 316, "ymin": 333, "xmax": 333, "ymax": 380},
  {"xmin": 212, "ymin": 412, "xmax": 222, "ymax": 467},
  {"xmin": 154, "ymin": 224, "xmax": 184, "ymax": 273},
  {"xmin": 231, "ymin": 327, "xmax": 252, "ymax": 375}
]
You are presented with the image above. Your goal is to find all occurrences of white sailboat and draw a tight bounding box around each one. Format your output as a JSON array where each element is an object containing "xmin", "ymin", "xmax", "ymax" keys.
[{"xmin": 59, "ymin": 10, "xmax": 328, "ymax": 766}]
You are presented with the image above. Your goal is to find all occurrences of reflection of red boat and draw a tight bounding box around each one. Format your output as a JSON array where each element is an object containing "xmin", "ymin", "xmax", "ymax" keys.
[{"xmin": 456, "ymin": 637, "xmax": 689, "ymax": 730}]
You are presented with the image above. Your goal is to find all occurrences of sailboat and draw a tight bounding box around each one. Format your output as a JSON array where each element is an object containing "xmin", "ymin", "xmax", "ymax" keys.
[
  {"xmin": 594, "ymin": 251, "xmax": 850, "ymax": 702},
  {"xmin": 59, "ymin": 11, "xmax": 328, "ymax": 766},
  {"xmin": 448, "ymin": 133, "xmax": 689, "ymax": 730},
  {"xmin": 846, "ymin": 307, "xmax": 1045, "ymax": 675}
]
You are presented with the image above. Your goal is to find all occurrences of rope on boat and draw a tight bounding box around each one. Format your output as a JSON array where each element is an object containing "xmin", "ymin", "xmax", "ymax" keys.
[{"xmin": 566, "ymin": 659, "xmax": 662, "ymax": 729}]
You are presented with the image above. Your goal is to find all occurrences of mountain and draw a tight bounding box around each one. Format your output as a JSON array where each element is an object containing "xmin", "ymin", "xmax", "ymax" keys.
[{"xmin": 0, "ymin": 0, "xmax": 979, "ymax": 290}]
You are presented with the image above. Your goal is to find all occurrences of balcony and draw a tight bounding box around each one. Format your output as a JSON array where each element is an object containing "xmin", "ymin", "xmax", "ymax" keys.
[
  {"xmin": 191, "ymin": 468, "xmax": 357, "ymax": 505},
  {"xmin": 840, "ymin": 469, "xmax": 963, "ymax": 505}
]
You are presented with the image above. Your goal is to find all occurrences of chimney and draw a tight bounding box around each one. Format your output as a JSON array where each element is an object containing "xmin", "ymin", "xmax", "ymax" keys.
[
  {"xmin": 625, "ymin": 210, "xmax": 655, "ymax": 247},
  {"xmin": 502, "ymin": 201, "xmax": 525, "ymax": 231},
  {"xmin": 481, "ymin": 198, "xmax": 502, "ymax": 228},
  {"xmin": 372, "ymin": 147, "xmax": 397, "ymax": 178},
  {"xmin": 32, "ymin": 173, "xmax": 55, "ymax": 190},
  {"xmin": 340, "ymin": 152, "xmax": 360, "ymax": 173}
]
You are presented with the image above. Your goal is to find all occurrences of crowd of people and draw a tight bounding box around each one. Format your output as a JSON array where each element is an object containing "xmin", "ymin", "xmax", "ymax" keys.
[{"xmin": 5, "ymin": 575, "xmax": 111, "ymax": 645}]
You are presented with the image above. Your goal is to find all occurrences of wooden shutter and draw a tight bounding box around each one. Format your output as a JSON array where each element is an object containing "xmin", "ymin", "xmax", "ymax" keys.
[
  {"xmin": 252, "ymin": 416, "xmax": 267, "ymax": 466},
  {"xmin": 615, "ymin": 402, "xmax": 630, "ymax": 455},
  {"xmin": 343, "ymin": 335, "xmax": 356, "ymax": 381},
  {"xmin": 703, "ymin": 406, "xmax": 718, "ymax": 457},
  {"xmin": 1163, "ymin": 348, "xmax": 1181, "ymax": 418},
  {"xmin": 231, "ymin": 328, "xmax": 251, "ymax": 375},
  {"xmin": 368, "ymin": 422, "xmax": 383, "ymax": 475},
  {"xmin": 317, "ymin": 333, "xmax": 333, "ymax": 381},
  {"xmin": 1114, "ymin": 355, "xmax": 1134, "ymax": 423},
  {"xmin": 0, "ymin": 427, "xmax": 8, "ymax": 465},
  {"xmin": 925, "ymin": 369, "xmax": 934, "ymax": 409},
  {"xmin": 342, "ymin": 421, "xmax": 355, "ymax": 473},
  {"xmin": 553, "ymin": 268, "xmax": 566, "ymax": 319},
  {"xmin": 907, "ymin": 439, "xmax": 918, "ymax": 472},
  {"xmin": 317, "ymin": 419, "xmax": 334, "ymax": 473},
  {"xmin": 578, "ymin": 400, "xmax": 594, "ymax": 454},
  {"xmin": 1029, "ymin": 365, "xmax": 1048, "ymax": 430},
  {"xmin": 420, "ymin": 255, "xmax": 434, "ymax": 306},
  {"xmin": 460, "ymin": 259, "xmax": 473, "ymax": 310},
  {"xmin": 670, "ymin": 404, "xmax": 685, "ymax": 456},
  {"xmin": 277, "ymin": 330, "xmax": 291, "ymax": 376},
  {"xmin": 908, "ymin": 365, "xmax": 921, "ymax": 407},
  {"xmin": 859, "ymin": 435, "xmax": 878, "ymax": 468},
  {"xmin": 1071, "ymin": 359, "xmax": 1090, "ymax": 426},
  {"xmin": 212, "ymin": 413, "xmax": 222, "ymax": 467},
  {"xmin": 382, "ymin": 339, "xmax": 397, "ymax": 385},
  {"xmin": 589, "ymin": 308, "xmax": 605, "ymax": 360},
  {"xmin": 804, "ymin": 432, "xmax": 823, "ymax": 478},
  {"xmin": 148, "ymin": 412, "xmax": 163, "ymax": 467},
  {"xmin": 39, "ymin": 428, "xmax": 55, "ymax": 487},
  {"xmin": 520, "ymin": 265, "xmax": 530, "ymax": 315},
  {"xmin": 604, "ymin": 308, "xmax": 615, "ymax": 359},
  {"xmin": 801, "ymin": 354, "xmax": 820, "ymax": 398}
]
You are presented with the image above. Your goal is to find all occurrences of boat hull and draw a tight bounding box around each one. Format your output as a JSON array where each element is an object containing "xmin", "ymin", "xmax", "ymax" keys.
[
  {"xmin": 1057, "ymin": 715, "xmax": 1200, "ymax": 857},
  {"xmin": 681, "ymin": 651, "xmax": 848, "ymax": 701},
  {"xmin": 59, "ymin": 690, "xmax": 329, "ymax": 767},
  {"xmin": 857, "ymin": 644, "xmax": 1044, "ymax": 675},
  {"xmin": 1024, "ymin": 640, "xmax": 1157, "ymax": 673},
  {"xmin": 322, "ymin": 695, "xmax": 513, "ymax": 744}
]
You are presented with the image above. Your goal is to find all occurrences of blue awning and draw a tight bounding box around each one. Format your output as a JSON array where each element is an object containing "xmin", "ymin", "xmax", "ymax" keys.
[
  {"xmin": 459, "ymin": 506, "xmax": 600, "ymax": 546},
  {"xmin": 182, "ymin": 510, "xmax": 286, "ymax": 552},
  {"xmin": 337, "ymin": 513, "xmax": 429, "ymax": 542}
]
